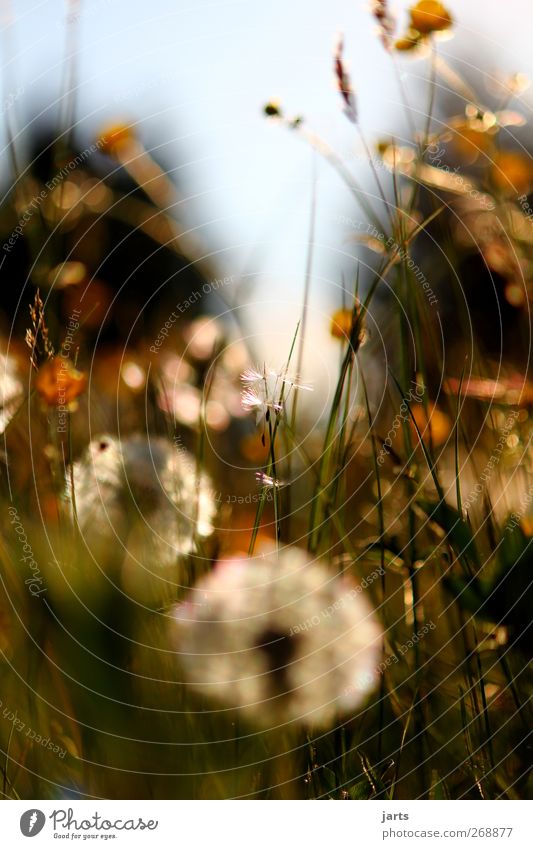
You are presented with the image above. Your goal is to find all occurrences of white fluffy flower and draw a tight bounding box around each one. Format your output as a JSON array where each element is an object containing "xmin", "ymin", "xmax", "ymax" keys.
[
  {"xmin": 70, "ymin": 434, "xmax": 216, "ymax": 606},
  {"xmin": 171, "ymin": 547, "xmax": 382, "ymax": 728}
]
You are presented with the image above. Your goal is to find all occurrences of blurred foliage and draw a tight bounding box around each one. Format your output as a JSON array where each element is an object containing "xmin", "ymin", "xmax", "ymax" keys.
[{"xmin": 0, "ymin": 1, "xmax": 532, "ymax": 802}]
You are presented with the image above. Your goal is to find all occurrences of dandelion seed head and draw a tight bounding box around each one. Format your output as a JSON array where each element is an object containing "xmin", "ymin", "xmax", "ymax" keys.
[
  {"xmin": 409, "ymin": 1, "xmax": 452, "ymax": 35},
  {"xmin": 241, "ymin": 366, "xmax": 266, "ymax": 385},
  {"xmin": 36, "ymin": 356, "xmax": 87, "ymax": 408},
  {"xmin": 70, "ymin": 434, "xmax": 216, "ymax": 605},
  {"xmin": 171, "ymin": 547, "xmax": 382, "ymax": 728}
]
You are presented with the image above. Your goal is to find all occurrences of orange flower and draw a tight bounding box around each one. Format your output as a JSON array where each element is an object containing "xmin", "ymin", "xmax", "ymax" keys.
[
  {"xmin": 448, "ymin": 117, "xmax": 496, "ymax": 164},
  {"xmin": 411, "ymin": 402, "xmax": 452, "ymax": 447},
  {"xmin": 97, "ymin": 122, "xmax": 136, "ymax": 157},
  {"xmin": 409, "ymin": 1, "xmax": 452, "ymax": 34},
  {"xmin": 330, "ymin": 308, "xmax": 353, "ymax": 339},
  {"xmin": 395, "ymin": 29, "xmax": 424, "ymax": 52},
  {"xmin": 520, "ymin": 517, "xmax": 533, "ymax": 537},
  {"xmin": 491, "ymin": 151, "xmax": 533, "ymax": 195},
  {"xmin": 330, "ymin": 306, "xmax": 367, "ymax": 351},
  {"xmin": 36, "ymin": 357, "xmax": 87, "ymax": 407}
]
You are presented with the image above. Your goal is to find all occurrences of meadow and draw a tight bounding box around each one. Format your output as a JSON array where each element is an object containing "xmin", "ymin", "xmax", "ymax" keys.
[{"xmin": 0, "ymin": 1, "xmax": 531, "ymax": 800}]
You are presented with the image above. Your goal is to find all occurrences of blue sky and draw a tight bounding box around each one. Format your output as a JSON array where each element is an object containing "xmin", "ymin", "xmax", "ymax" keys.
[{"xmin": 2, "ymin": 0, "xmax": 533, "ymax": 376}]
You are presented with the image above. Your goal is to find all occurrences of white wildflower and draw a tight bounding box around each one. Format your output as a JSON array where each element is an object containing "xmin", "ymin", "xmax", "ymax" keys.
[
  {"xmin": 240, "ymin": 364, "xmax": 312, "ymax": 424},
  {"xmin": 241, "ymin": 386, "xmax": 282, "ymax": 424},
  {"xmin": 256, "ymin": 471, "xmax": 285, "ymax": 488},
  {"xmin": 171, "ymin": 547, "xmax": 382, "ymax": 728}
]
